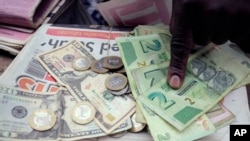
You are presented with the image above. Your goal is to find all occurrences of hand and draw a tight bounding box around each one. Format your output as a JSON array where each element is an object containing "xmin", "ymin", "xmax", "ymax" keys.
[{"xmin": 167, "ymin": 0, "xmax": 250, "ymax": 89}]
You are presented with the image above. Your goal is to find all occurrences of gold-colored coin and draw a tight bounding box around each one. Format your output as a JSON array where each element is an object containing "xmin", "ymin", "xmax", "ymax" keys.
[
  {"xmin": 129, "ymin": 113, "xmax": 146, "ymax": 133},
  {"xmin": 28, "ymin": 109, "xmax": 56, "ymax": 131},
  {"xmin": 105, "ymin": 73, "xmax": 128, "ymax": 91},
  {"xmin": 90, "ymin": 58, "xmax": 109, "ymax": 74},
  {"xmin": 71, "ymin": 101, "xmax": 96, "ymax": 124},
  {"xmin": 72, "ymin": 56, "xmax": 91, "ymax": 71},
  {"xmin": 103, "ymin": 56, "xmax": 123, "ymax": 70}
]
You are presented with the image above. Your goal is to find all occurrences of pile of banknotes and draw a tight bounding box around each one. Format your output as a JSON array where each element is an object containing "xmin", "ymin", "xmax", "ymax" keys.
[
  {"xmin": 117, "ymin": 25, "xmax": 250, "ymax": 141},
  {"xmin": 1, "ymin": 24, "xmax": 250, "ymax": 141}
]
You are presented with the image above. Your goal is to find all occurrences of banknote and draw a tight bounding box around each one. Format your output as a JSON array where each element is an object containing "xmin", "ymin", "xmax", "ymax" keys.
[
  {"xmin": 225, "ymin": 42, "xmax": 250, "ymax": 88},
  {"xmin": 116, "ymin": 34, "xmax": 170, "ymax": 99},
  {"xmin": 132, "ymin": 25, "xmax": 171, "ymax": 123},
  {"xmin": 116, "ymin": 34, "xmax": 217, "ymax": 140},
  {"xmin": 68, "ymin": 73, "xmax": 136, "ymax": 134},
  {"xmin": 116, "ymin": 33, "xmax": 170, "ymax": 124},
  {"xmin": 134, "ymin": 25, "xmax": 171, "ymax": 46},
  {"xmin": 131, "ymin": 62, "xmax": 168, "ymax": 94},
  {"xmin": 131, "ymin": 62, "xmax": 216, "ymax": 140},
  {"xmin": 37, "ymin": 40, "xmax": 135, "ymax": 134},
  {"xmin": 36, "ymin": 39, "xmax": 96, "ymax": 87},
  {"xmin": 0, "ymin": 84, "xmax": 60, "ymax": 141},
  {"xmin": 58, "ymin": 89, "xmax": 133, "ymax": 140},
  {"xmin": 207, "ymin": 103, "xmax": 235, "ymax": 129},
  {"xmin": 138, "ymin": 44, "xmax": 250, "ymax": 131}
]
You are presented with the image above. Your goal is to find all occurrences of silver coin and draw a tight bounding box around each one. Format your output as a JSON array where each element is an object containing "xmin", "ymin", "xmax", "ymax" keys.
[
  {"xmin": 105, "ymin": 73, "xmax": 128, "ymax": 91},
  {"xmin": 108, "ymin": 85, "xmax": 129, "ymax": 96},
  {"xmin": 103, "ymin": 56, "xmax": 123, "ymax": 70},
  {"xmin": 72, "ymin": 57, "xmax": 91, "ymax": 71},
  {"xmin": 91, "ymin": 58, "xmax": 109, "ymax": 73}
]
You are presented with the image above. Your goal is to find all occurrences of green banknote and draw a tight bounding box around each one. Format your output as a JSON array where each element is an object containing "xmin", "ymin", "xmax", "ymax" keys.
[
  {"xmin": 134, "ymin": 25, "xmax": 171, "ymax": 46},
  {"xmin": 138, "ymin": 44, "xmax": 250, "ymax": 131},
  {"xmin": 117, "ymin": 34, "xmax": 216, "ymax": 141},
  {"xmin": 131, "ymin": 25, "xmax": 172, "ymax": 123},
  {"xmin": 225, "ymin": 42, "xmax": 250, "ymax": 88},
  {"xmin": 116, "ymin": 34, "xmax": 170, "ymax": 99},
  {"xmin": 131, "ymin": 62, "xmax": 216, "ymax": 141}
]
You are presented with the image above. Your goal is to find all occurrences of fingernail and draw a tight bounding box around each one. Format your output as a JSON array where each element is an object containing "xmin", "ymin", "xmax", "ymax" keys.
[{"xmin": 170, "ymin": 75, "xmax": 181, "ymax": 89}]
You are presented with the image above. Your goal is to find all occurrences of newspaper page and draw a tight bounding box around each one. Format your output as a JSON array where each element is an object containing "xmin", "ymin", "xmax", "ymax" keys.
[
  {"xmin": 0, "ymin": 23, "xmax": 131, "ymax": 92},
  {"xmin": 0, "ymin": 0, "xmax": 59, "ymax": 28},
  {"xmin": 0, "ymin": 24, "xmax": 132, "ymax": 139}
]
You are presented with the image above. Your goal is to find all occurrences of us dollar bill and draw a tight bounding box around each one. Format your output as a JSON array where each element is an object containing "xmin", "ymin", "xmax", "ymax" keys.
[
  {"xmin": 0, "ymin": 84, "xmax": 60, "ymax": 141},
  {"xmin": 36, "ymin": 40, "xmax": 135, "ymax": 134},
  {"xmin": 58, "ymin": 89, "xmax": 133, "ymax": 140},
  {"xmin": 0, "ymin": 84, "xmax": 133, "ymax": 141}
]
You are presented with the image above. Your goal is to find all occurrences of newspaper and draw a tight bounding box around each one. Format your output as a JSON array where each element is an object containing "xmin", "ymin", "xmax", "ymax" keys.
[
  {"xmin": 0, "ymin": 0, "xmax": 59, "ymax": 28},
  {"xmin": 0, "ymin": 24, "xmax": 132, "ymax": 139},
  {"xmin": 0, "ymin": 24, "xmax": 131, "ymax": 93}
]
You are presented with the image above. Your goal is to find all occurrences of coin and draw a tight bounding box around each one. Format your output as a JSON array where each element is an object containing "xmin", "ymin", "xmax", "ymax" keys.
[
  {"xmin": 108, "ymin": 85, "xmax": 129, "ymax": 96},
  {"xmin": 110, "ymin": 66, "xmax": 126, "ymax": 74},
  {"xmin": 29, "ymin": 109, "xmax": 56, "ymax": 131},
  {"xmin": 129, "ymin": 113, "xmax": 146, "ymax": 133},
  {"xmin": 71, "ymin": 101, "xmax": 96, "ymax": 124},
  {"xmin": 103, "ymin": 56, "xmax": 123, "ymax": 70},
  {"xmin": 72, "ymin": 56, "xmax": 91, "ymax": 71},
  {"xmin": 90, "ymin": 58, "xmax": 109, "ymax": 74},
  {"xmin": 105, "ymin": 73, "xmax": 128, "ymax": 91}
]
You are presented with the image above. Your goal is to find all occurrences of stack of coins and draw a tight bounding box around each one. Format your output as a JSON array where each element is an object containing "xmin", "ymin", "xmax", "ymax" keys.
[
  {"xmin": 90, "ymin": 56, "xmax": 130, "ymax": 96},
  {"xmin": 105, "ymin": 73, "xmax": 130, "ymax": 96},
  {"xmin": 71, "ymin": 55, "xmax": 131, "ymax": 127},
  {"xmin": 91, "ymin": 56, "xmax": 126, "ymax": 74}
]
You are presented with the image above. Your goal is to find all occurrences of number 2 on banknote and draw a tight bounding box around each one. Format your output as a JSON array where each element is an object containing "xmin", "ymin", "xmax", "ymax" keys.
[
  {"xmin": 144, "ymin": 69, "xmax": 164, "ymax": 87},
  {"xmin": 140, "ymin": 39, "xmax": 161, "ymax": 53},
  {"xmin": 184, "ymin": 98, "xmax": 195, "ymax": 105},
  {"xmin": 148, "ymin": 92, "xmax": 175, "ymax": 110}
]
